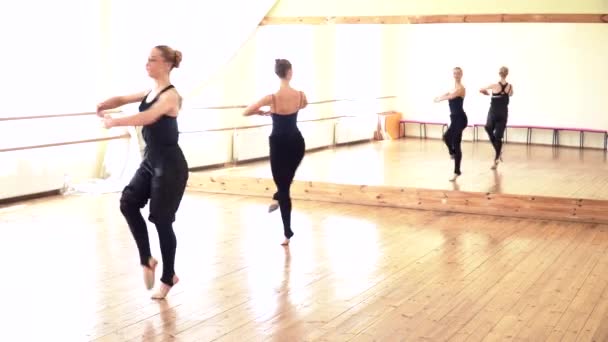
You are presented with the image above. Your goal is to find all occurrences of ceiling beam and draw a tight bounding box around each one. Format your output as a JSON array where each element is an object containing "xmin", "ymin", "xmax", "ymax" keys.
[{"xmin": 260, "ymin": 13, "xmax": 608, "ymax": 25}]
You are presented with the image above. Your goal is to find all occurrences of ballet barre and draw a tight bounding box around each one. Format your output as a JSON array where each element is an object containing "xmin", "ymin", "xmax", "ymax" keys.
[
  {"xmin": 400, "ymin": 120, "xmax": 475, "ymax": 139},
  {"xmin": 553, "ymin": 127, "xmax": 608, "ymax": 150},
  {"xmin": 402, "ymin": 120, "xmax": 607, "ymax": 150},
  {"xmin": 471, "ymin": 124, "xmax": 607, "ymax": 150},
  {"xmin": 399, "ymin": 120, "xmax": 447, "ymax": 139}
]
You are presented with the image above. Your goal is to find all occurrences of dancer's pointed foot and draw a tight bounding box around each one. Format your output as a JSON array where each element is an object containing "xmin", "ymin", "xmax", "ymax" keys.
[
  {"xmin": 151, "ymin": 275, "xmax": 179, "ymax": 300},
  {"xmin": 449, "ymin": 172, "xmax": 461, "ymax": 182},
  {"xmin": 143, "ymin": 257, "xmax": 158, "ymax": 290},
  {"xmin": 281, "ymin": 231, "xmax": 294, "ymax": 246}
]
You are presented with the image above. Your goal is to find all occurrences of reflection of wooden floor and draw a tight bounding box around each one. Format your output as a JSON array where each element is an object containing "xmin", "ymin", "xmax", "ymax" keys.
[
  {"xmin": 188, "ymin": 139, "xmax": 608, "ymax": 224},
  {"xmin": 199, "ymin": 139, "xmax": 608, "ymax": 200},
  {"xmin": 3, "ymin": 192, "xmax": 608, "ymax": 341}
]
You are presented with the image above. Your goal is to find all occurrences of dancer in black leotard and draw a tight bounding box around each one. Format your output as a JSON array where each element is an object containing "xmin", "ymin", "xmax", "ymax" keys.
[
  {"xmin": 480, "ymin": 66, "xmax": 513, "ymax": 169},
  {"xmin": 434, "ymin": 67, "xmax": 468, "ymax": 182},
  {"xmin": 243, "ymin": 59, "xmax": 307, "ymax": 246},
  {"xmin": 97, "ymin": 45, "xmax": 188, "ymax": 299}
]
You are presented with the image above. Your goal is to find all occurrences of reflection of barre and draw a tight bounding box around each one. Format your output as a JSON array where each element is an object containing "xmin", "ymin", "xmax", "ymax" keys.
[
  {"xmin": 190, "ymin": 95, "xmax": 397, "ymax": 110},
  {"xmin": 0, "ymin": 134, "xmax": 131, "ymax": 153},
  {"xmin": 178, "ymin": 114, "xmax": 373, "ymax": 135},
  {"xmin": 0, "ymin": 109, "xmax": 122, "ymax": 122}
]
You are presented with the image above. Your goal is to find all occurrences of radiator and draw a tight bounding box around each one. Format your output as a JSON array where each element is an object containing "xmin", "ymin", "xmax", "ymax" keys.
[
  {"xmin": 299, "ymin": 120, "xmax": 336, "ymax": 150},
  {"xmin": 334, "ymin": 116, "xmax": 375, "ymax": 144},
  {"xmin": 233, "ymin": 120, "xmax": 337, "ymax": 162},
  {"xmin": 0, "ymin": 143, "xmax": 99, "ymax": 200},
  {"xmin": 233, "ymin": 126, "xmax": 273, "ymax": 162},
  {"xmin": 179, "ymin": 130, "xmax": 234, "ymax": 168}
]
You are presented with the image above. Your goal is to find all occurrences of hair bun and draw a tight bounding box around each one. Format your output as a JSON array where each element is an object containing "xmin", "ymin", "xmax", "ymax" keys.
[
  {"xmin": 173, "ymin": 50, "xmax": 183, "ymax": 68},
  {"xmin": 274, "ymin": 58, "xmax": 292, "ymax": 79}
]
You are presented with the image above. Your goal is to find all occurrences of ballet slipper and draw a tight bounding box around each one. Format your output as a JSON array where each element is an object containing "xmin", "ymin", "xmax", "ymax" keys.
[
  {"xmin": 143, "ymin": 257, "xmax": 158, "ymax": 290},
  {"xmin": 281, "ymin": 231, "xmax": 294, "ymax": 246},
  {"xmin": 449, "ymin": 173, "xmax": 460, "ymax": 182},
  {"xmin": 151, "ymin": 275, "xmax": 179, "ymax": 300},
  {"xmin": 268, "ymin": 201, "xmax": 279, "ymax": 213},
  {"xmin": 492, "ymin": 153, "xmax": 503, "ymax": 169}
]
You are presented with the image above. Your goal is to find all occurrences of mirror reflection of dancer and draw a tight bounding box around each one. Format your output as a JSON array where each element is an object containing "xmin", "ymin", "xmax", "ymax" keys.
[
  {"xmin": 434, "ymin": 67, "xmax": 468, "ymax": 182},
  {"xmin": 98, "ymin": 45, "xmax": 188, "ymax": 299},
  {"xmin": 243, "ymin": 59, "xmax": 308, "ymax": 246},
  {"xmin": 480, "ymin": 66, "xmax": 513, "ymax": 169}
]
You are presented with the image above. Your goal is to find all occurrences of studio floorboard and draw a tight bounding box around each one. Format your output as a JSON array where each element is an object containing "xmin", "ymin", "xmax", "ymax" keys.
[
  {"xmin": 198, "ymin": 139, "xmax": 608, "ymax": 200},
  {"xmin": 1, "ymin": 191, "xmax": 608, "ymax": 341}
]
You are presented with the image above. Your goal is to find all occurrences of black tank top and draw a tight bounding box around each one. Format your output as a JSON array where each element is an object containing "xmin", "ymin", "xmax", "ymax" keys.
[
  {"xmin": 139, "ymin": 85, "xmax": 179, "ymax": 148},
  {"xmin": 490, "ymin": 82, "xmax": 510, "ymax": 111},
  {"xmin": 271, "ymin": 112, "xmax": 299, "ymax": 136},
  {"xmin": 448, "ymin": 96, "xmax": 465, "ymax": 116},
  {"xmin": 269, "ymin": 93, "xmax": 301, "ymax": 136}
]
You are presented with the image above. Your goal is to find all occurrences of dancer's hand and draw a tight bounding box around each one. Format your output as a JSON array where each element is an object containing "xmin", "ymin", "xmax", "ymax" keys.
[
  {"xmin": 102, "ymin": 114, "xmax": 115, "ymax": 128},
  {"xmin": 433, "ymin": 97, "xmax": 441, "ymax": 103},
  {"xmin": 96, "ymin": 102, "xmax": 107, "ymax": 117},
  {"xmin": 480, "ymin": 89, "xmax": 489, "ymax": 95}
]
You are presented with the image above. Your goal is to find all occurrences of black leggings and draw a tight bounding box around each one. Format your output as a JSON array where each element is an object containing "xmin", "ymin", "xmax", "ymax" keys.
[
  {"xmin": 119, "ymin": 147, "xmax": 188, "ymax": 286},
  {"xmin": 443, "ymin": 113, "xmax": 468, "ymax": 175},
  {"xmin": 485, "ymin": 109, "xmax": 508, "ymax": 160},
  {"xmin": 269, "ymin": 133, "xmax": 305, "ymax": 239}
]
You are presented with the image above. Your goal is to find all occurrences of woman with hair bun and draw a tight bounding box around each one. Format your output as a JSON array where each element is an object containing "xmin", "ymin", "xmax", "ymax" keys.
[
  {"xmin": 97, "ymin": 45, "xmax": 188, "ymax": 299},
  {"xmin": 480, "ymin": 66, "xmax": 513, "ymax": 169},
  {"xmin": 243, "ymin": 58, "xmax": 308, "ymax": 246}
]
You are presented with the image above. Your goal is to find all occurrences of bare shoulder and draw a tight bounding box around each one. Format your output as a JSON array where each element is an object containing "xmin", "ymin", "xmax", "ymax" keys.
[
  {"xmin": 159, "ymin": 87, "xmax": 181, "ymax": 104},
  {"xmin": 157, "ymin": 88, "xmax": 182, "ymax": 115},
  {"xmin": 292, "ymin": 88, "xmax": 307, "ymax": 100},
  {"xmin": 294, "ymin": 88, "xmax": 308, "ymax": 108},
  {"xmin": 458, "ymin": 84, "xmax": 466, "ymax": 95}
]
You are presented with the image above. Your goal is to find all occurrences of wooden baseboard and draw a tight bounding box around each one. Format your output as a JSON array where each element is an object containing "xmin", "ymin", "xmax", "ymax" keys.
[
  {"xmin": 335, "ymin": 139, "xmax": 374, "ymax": 147},
  {"xmin": 0, "ymin": 190, "xmax": 61, "ymax": 206},
  {"xmin": 187, "ymin": 174, "xmax": 608, "ymax": 225},
  {"xmin": 261, "ymin": 14, "xmax": 608, "ymax": 25}
]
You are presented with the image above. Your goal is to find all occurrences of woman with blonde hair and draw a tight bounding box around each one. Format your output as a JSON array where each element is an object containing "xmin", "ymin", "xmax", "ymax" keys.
[
  {"xmin": 97, "ymin": 45, "xmax": 188, "ymax": 299},
  {"xmin": 434, "ymin": 67, "xmax": 468, "ymax": 181}
]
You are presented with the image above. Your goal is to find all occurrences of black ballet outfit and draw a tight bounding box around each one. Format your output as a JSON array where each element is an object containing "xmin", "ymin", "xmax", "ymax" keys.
[
  {"xmin": 119, "ymin": 85, "xmax": 189, "ymax": 286},
  {"xmin": 268, "ymin": 98, "xmax": 305, "ymax": 240},
  {"xmin": 484, "ymin": 82, "xmax": 510, "ymax": 160},
  {"xmin": 442, "ymin": 96, "xmax": 468, "ymax": 175}
]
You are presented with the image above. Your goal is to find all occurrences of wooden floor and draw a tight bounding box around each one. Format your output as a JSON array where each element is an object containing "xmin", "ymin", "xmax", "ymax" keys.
[
  {"xmin": 200, "ymin": 139, "xmax": 608, "ymax": 200},
  {"xmin": 2, "ymin": 191, "xmax": 608, "ymax": 341}
]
